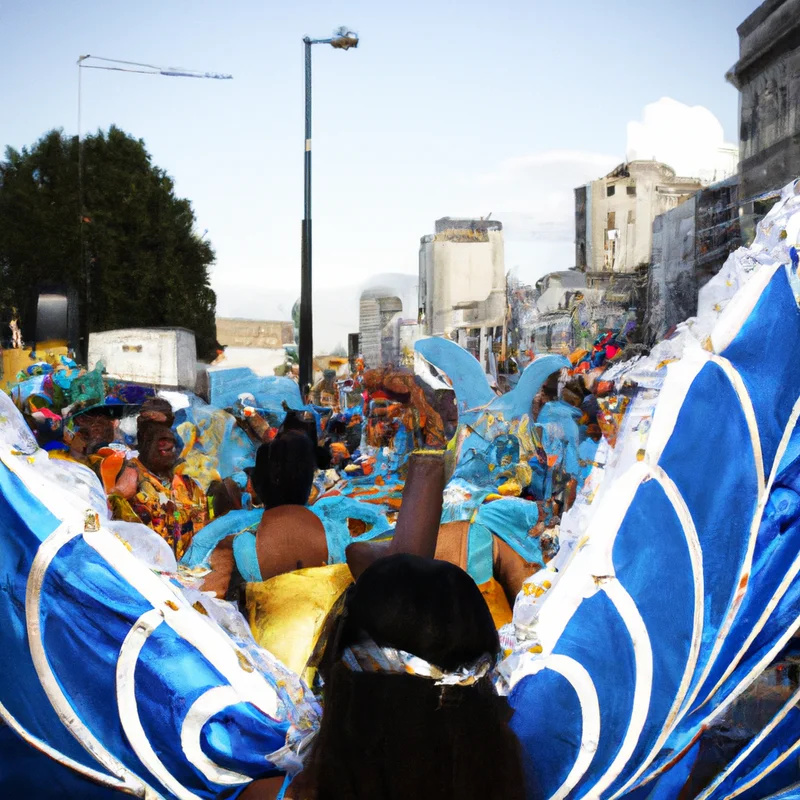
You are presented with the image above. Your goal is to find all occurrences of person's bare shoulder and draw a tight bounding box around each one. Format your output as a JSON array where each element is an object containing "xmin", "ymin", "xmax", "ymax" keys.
[{"xmin": 237, "ymin": 776, "xmax": 285, "ymax": 800}]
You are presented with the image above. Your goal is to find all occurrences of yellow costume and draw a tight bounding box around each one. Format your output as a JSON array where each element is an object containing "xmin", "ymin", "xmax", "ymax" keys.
[
  {"xmin": 245, "ymin": 564, "xmax": 511, "ymax": 687},
  {"xmin": 478, "ymin": 577, "xmax": 514, "ymax": 630},
  {"xmin": 247, "ymin": 564, "xmax": 354, "ymax": 685}
]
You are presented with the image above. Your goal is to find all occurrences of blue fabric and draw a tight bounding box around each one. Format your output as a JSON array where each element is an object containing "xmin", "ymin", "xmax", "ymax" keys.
[
  {"xmin": 232, "ymin": 531, "xmax": 263, "ymax": 583},
  {"xmin": 0, "ymin": 463, "xmax": 112, "ymax": 777},
  {"xmin": 181, "ymin": 509, "xmax": 262, "ymax": 568},
  {"xmin": 0, "ymin": 453, "xmax": 293, "ymax": 798},
  {"xmin": 466, "ymin": 522, "xmax": 493, "ymax": 585},
  {"xmin": 509, "ymin": 590, "xmax": 638, "ymax": 798},
  {"xmin": 537, "ymin": 400, "xmax": 582, "ymax": 477},
  {"xmin": 657, "ymin": 361, "xmax": 759, "ymax": 701},
  {"xmin": 174, "ymin": 398, "xmax": 257, "ymax": 481},
  {"xmin": 276, "ymin": 774, "xmax": 293, "ymax": 799},
  {"xmin": 473, "ymin": 498, "xmax": 545, "ymax": 566},
  {"xmin": 0, "ymin": 724, "xmax": 122, "ymax": 799},
  {"xmin": 690, "ymin": 434, "xmax": 800, "ymax": 716},
  {"xmin": 491, "ymin": 355, "xmax": 570, "ymax": 419},
  {"xmin": 510, "ymin": 668, "xmax": 584, "ymax": 800},
  {"xmin": 36, "ymin": 534, "xmax": 288, "ymax": 792},
  {"xmin": 415, "ymin": 339, "xmax": 567, "ymax": 516},
  {"xmin": 309, "ymin": 496, "xmax": 393, "ymax": 564},
  {"xmin": 182, "ymin": 497, "xmax": 393, "ymax": 577},
  {"xmin": 415, "ymin": 337, "xmax": 495, "ymax": 411},
  {"xmin": 578, "ymin": 437, "xmax": 599, "ymax": 484},
  {"xmin": 213, "ymin": 774, "xmax": 292, "ymax": 800},
  {"xmin": 633, "ymin": 740, "xmax": 701, "ymax": 800},
  {"xmin": 721, "ymin": 266, "xmax": 800, "ymax": 482},
  {"xmin": 602, "ymin": 479, "xmax": 698, "ymax": 796},
  {"xmin": 207, "ymin": 369, "xmax": 304, "ymax": 413},
  {"xmin": 703, "ymin": 706, "xmax": 800, "ymax": 800}
]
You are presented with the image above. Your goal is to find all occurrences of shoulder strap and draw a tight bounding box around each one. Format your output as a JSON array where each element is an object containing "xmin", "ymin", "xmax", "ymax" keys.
[{"xmin": 233, "ymin": 530, "xmax": 263, "ymax": 583}]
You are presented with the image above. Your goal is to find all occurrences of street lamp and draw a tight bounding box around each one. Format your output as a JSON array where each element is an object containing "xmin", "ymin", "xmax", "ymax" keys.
[{"xmin": 300, "ymin": 28, "xmax": 359, "ymax": 396}]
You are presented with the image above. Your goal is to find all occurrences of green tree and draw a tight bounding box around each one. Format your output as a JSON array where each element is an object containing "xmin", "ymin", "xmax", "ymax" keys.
[{"xmin": 0, "ymin": 126, "xmax": 218, "ymax": 359}]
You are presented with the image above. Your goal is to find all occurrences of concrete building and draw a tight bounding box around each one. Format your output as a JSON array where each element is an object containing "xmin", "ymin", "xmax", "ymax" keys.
[
  {"xmin": 357, "ymin": 274, "xmax": 419, "ymax": 369},
  {"xmin": 727, "ymin": 0, "xmax": 800, "ymax": 239},
  {"xmin": 216, "ymin": 318, "xmax": 294, "ymax": 349},
  {"xmin": 418, "ymin": 218, "xmax": 506, "ymax": 372},
  {"xmin": 644, "ymin": 175, "xmax": 741, "ymax": 343},
  {"xmin": 646, "ymin": 195, "xmax": 698, "ymax": 343},
  {"xmin": 529, "ymin": 269, "xmax": 636, "ymax": 355},
  {"xmin": 695, "ymin": 176, "xmax": 741, "ymax": 285},
  {"xmin": 575, "ymin": 161, "xmax": 703, "ymax": 287},
  {"xmin": 359, "ymin": 288, "xmax": 403, "ymax": 369},
  {"xmin": 534, "ymin": 270, "xmax": 589, "ymax": 315},
  {"xmin": 419, "ymin": 218, "xmax": 506, "ymax": 336}
]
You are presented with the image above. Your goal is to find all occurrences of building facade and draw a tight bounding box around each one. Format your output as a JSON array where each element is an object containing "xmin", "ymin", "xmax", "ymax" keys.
[
  {"xmin": 727, "ymin": 0, "xmax": 800, "ymax": 240},
  {"xmin": 695, "ymin": 176, "xmax": 741, "ymax": 286},
  {"xmin": 357, "ymin": 274, "xmax": 420, "ymax": 369},
  {"xmin": 644, "ymin": 175, "xmax": 741, "ymax": 343},
  {"xmin": 575, "ymin": 161, "xmax": 703, "ymax": 287},
  {"xmin": 215, "ymin": 318, "xmax": 294, "ymax": 349},
  {"xmin": 728, "ymin": 0, "xmax": 800, "ymax": 200},
  {"xmin": 417, "ymin": 218, "xmax": 506, "ymax": 374},
  {"xmin": 418, "ymin": 218, "xmax": 506, "ymax": 337}
]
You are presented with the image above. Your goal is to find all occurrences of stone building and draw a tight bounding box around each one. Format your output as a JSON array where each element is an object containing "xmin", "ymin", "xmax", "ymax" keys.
[
  {"xmin": 575, "ymin": 161, "xmax": 703, "ymax": 288},
  {"xmin": 357, "ymin": 274, "xmax": 419, "ymax": 369},
  {"xmin": 359, "ymin": 288, "xmax": 403, "ymax": 369},
  {"xmin": 417, "ymin": 218, "xmax": 506, "ymax": 372},
  {"xmin": 727, "ymin": 0, "xmax": 800, "ymax": 241},
  {"xmin": 644, "ymin": 176, "xmax": 741, "ymax": 343},
  {"xmin": 215, "ymin": 318, "xmax": 294, "ymax": 349}
]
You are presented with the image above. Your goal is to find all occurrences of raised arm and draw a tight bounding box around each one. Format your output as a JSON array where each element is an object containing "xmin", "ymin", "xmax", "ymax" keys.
[{"xmin": 346, "ymin": 451, "xmax": 445, "ymax": 578}]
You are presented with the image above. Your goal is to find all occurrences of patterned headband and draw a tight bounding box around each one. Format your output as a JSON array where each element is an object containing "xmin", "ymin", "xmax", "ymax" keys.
[{"xmin": 341, "ymin": 638, "xmax": 496, "ymax": 687}]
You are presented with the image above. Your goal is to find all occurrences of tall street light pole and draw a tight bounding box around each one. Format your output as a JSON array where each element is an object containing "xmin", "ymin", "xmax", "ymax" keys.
[{"xmin": 300, "ymin": 28, "xmax": 358, "ymax": 396}]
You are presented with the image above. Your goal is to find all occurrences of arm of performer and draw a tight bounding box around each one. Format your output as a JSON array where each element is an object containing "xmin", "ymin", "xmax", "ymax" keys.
[{"xmin": 346, "ymin": 451, "xmax": 445, "ymax": 578}]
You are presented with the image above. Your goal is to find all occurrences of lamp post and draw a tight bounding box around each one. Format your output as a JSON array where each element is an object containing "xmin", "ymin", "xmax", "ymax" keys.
[{"xmin": 300, "ymin": 28, "xmax": 358, "ymax": 396}]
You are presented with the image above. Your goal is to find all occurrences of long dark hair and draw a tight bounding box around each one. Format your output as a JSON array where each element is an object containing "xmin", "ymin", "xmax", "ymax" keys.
[
  {"xmin": 304, "ymin": 554, "xmax": 527, "ymax": 800},
  {"xmin": 253, "ymin": 430, "xmax": 316, "ymax": 510}
]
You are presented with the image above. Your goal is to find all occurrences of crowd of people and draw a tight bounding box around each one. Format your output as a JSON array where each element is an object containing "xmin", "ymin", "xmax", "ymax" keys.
[
  {"xmin": 3, "ymin": 337, "xmax": 639, "ymax": 799},
  {"xmin": 55, "ymin": 393, "xmax": 533, "ymax": 799}
]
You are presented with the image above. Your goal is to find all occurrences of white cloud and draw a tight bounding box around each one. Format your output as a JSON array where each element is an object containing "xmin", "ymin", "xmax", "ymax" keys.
[
  {"xmin": 626, "ymin": 97, "xmax": 738, "ymax": 182},
  {"xmin": 456, "ymin": 98, "xmax": 737, "ymax": 287},
  {"xmin": 457, "ymin": 150, "xmax": 619, "ymax": 285}
]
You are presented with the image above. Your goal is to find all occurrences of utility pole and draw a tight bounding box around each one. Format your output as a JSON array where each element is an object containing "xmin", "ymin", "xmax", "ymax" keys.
[
  {"xmin": 299, "ymin": 28, "xmax": 359, "ymax": 397},
  {"xmin": 75, "ymin": 55, "xmax": 232, "ymax": 356}
]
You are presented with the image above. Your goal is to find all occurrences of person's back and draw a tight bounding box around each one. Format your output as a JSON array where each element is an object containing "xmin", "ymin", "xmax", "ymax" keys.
[
  {"xmin": 229, "ymin": 554, "xmax": 528, "ymax": 800},
  {"xmin": 253, "ymin": 430, "xmax": 328, "ymax": 580},
  {"xmin": 255, "ymin": 505, "xmax": 327, "ymax": 577}
]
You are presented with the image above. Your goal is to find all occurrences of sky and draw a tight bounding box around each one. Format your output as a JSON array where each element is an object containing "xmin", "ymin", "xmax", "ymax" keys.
[{"xmin": 1, "ymin": 0, "xmax": 758, "ymax": 351}]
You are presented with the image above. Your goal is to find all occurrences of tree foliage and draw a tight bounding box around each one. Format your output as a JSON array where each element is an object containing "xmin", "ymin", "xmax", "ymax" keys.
[{"xmin": 0, "ymin": 126, "xmax": 218, "ymax": 359}]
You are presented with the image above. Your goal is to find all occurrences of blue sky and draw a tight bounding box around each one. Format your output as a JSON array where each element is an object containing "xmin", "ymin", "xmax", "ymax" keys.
[{"xmin": 1, "ymin": 0, "xmax": 758, "ymax": 350}]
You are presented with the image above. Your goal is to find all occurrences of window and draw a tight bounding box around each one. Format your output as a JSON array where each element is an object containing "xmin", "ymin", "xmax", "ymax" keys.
[
  {"xmin": 607, "ymin": 211, "xmax": 616, "ymax": 230},
  {"xmin": 627, "ymin": 185, "xmax": 636, "ymax": 196},
  {"xmin": 607, "ymin": 185, "xmax": 615, "ymax": 197},
  {"xmin": 628, "ymin": 209, "xmax": 635, "ymax": 225}
]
